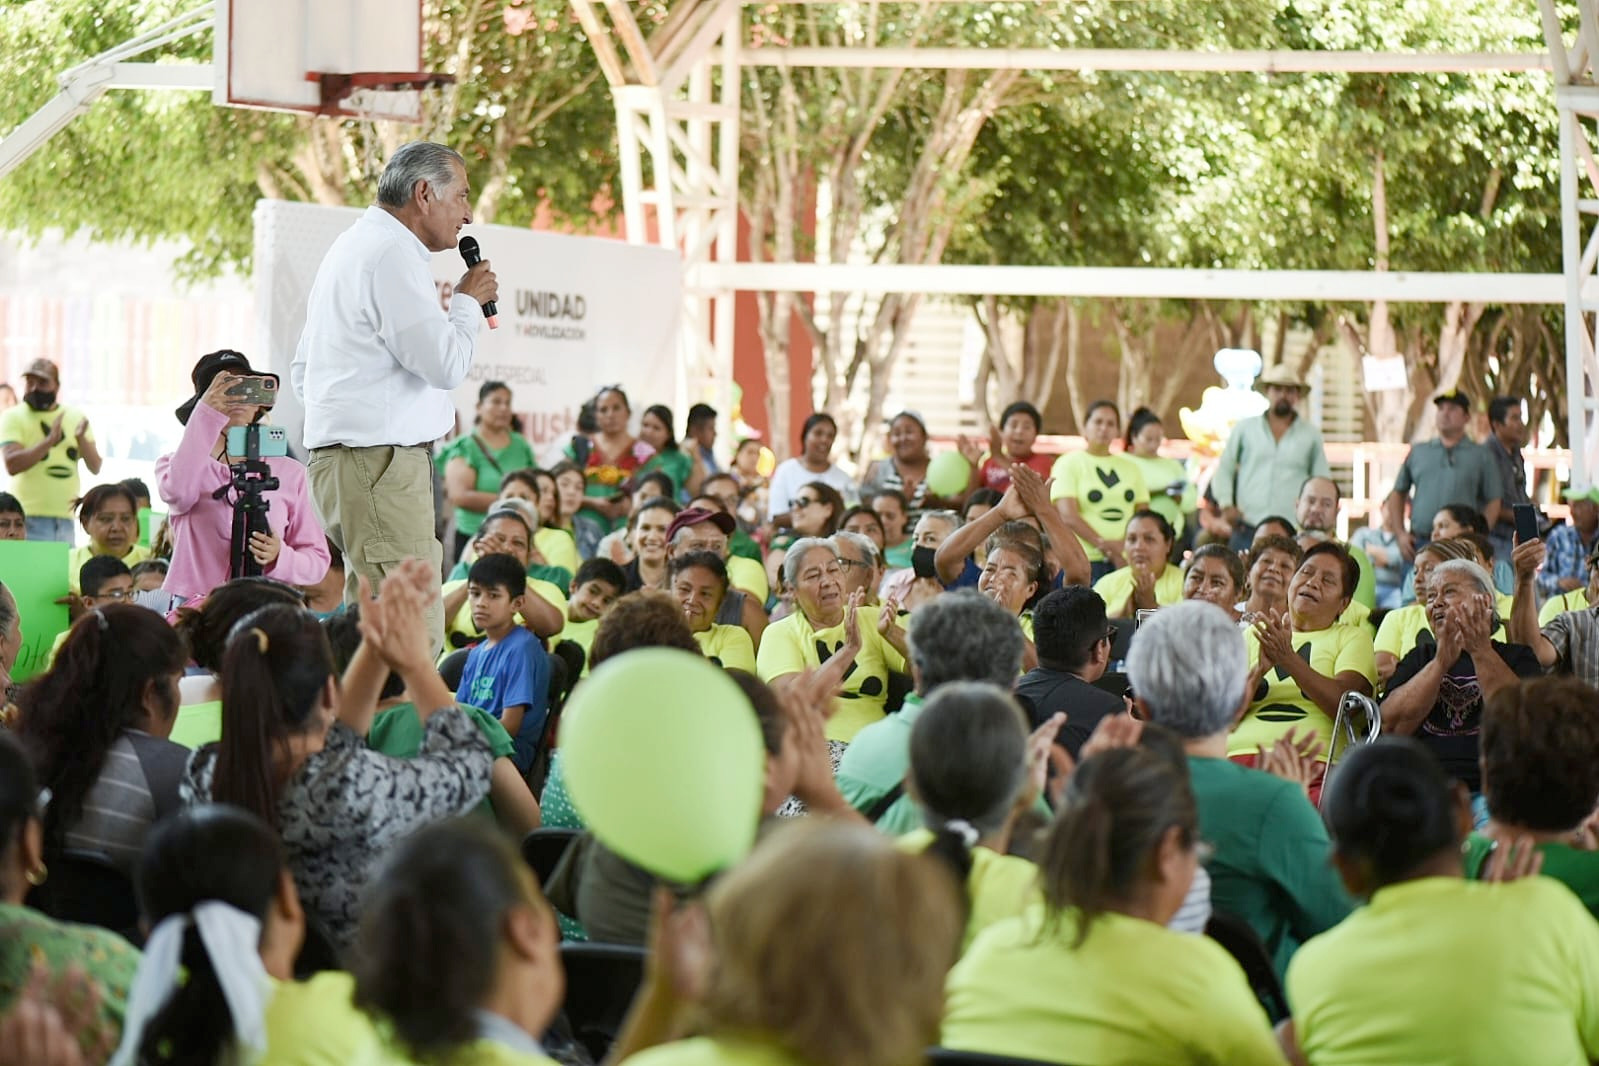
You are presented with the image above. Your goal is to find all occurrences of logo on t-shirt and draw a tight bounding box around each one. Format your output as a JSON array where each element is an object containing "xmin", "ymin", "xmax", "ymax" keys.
[{"xmin": 1085, "ymin": 465, "xmax": 1138, "ymax": 525}]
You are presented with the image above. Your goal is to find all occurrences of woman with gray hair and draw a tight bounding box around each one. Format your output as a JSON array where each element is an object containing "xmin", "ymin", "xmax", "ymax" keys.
[
  {"xmin": 1128, "ymin": 600, "xmax": 1354, "ymax": 981},
  {"xmin": 1381, "ymin": 558, "xmax": 1542, "ymax": 800},
  {"xmin": 757, "ymin": 538, "xmax": 908, "ymax": 755}
]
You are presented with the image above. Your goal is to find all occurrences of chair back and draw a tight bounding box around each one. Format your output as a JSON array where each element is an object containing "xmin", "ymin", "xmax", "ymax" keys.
[
  {"xmin": 925, "ymin": 1049, "xmax": 1068, "ymax": 1065},
  {"xmin": 1204, "ymin": 909, "xmax": 1290, "ymax": 1022},
  {"xmin": 557, "ymin": 941, "xmax": 646, "ymax": 1060},
  {"xmin": 26, "ymin": 849, "xmax": 141, "ymax": 943},
  {"xmin": 521, "ymin": 826, "xmax": 581, "ymax": 888}
]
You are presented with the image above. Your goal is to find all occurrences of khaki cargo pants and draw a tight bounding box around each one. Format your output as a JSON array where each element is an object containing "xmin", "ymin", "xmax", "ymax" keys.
[{"xmin": 308, "ymin": 443, "xmax": 444, "ymax": 655}]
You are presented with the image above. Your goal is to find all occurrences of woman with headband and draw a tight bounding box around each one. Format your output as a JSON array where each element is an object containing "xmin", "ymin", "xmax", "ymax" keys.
[{"xmin": 105, "ymin": 804, "xmax": 381, "ymax": 1066}]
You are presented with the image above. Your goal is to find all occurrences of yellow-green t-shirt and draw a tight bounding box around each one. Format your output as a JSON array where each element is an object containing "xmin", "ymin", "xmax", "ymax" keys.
[
  {"xmin": 756, "ymin": 606, "xmax": 905, "ymax": 743},
  {"xmin": 1287, "ymin": 876, "xmax": 1599, "ymax": 1066},
  {"xmin": 695, "ymin": 624, "xmax": 757, "ymax": 673},
  {"xmin": 259, "ymin": 971, "xmax": 387, "ymax": 1066},
  {"xmin": 899, "ymin": 828, "xmax": 1040, "ymax": 951},
  {"xmin": 534, "ymin": 526, "xmax": 579, "ymax": 579},
  {"xmin": 1047, "ymin": 451, "xmax": 1149, "ymax": 563},
  {"xmin": 1542, "ymin": 589, "xmax": 1591, "ymax": 626},
  {"xmin": 727, "ymin": 554, "xmax": 770, "ymax": 604},
  {"xmin": 169, "ymin": 700, "xmax": 222, "ymax": 749},
  {"xmin": 942, "ymin": 906, "xmax": 1283, "ymax": 1066},
  {"xmin": 1125, "ymin": 452, "xmax": 1194, "ymax": 538},
  {"xmin": 68, "ymin": 543, "xmax": 152, "ymax": 593},
  {"xmin": 443, "ymin": 577, "xmax": 567, "ymax": 650},
  {"xmin": 1230, "ymin": 623, "xmax": 1377, "ymax": 759},
  {"xmin": 622, "ymin": 1036, "xmax": 807, "ymax": 1066},
  {"xmin": 0, "ymin": 403, "xmax": 92, "ymax": 518},
  {"xmin": 556, "ymin": 616, "xmax": 598, "ymax": 678},
  {"xmin": 1091, "ymin": 563, "xmax": 1184, "ymax": 618}
]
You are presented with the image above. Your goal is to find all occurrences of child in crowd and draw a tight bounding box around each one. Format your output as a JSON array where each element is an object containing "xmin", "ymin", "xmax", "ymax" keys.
[
  {"xmin": 0, "ymin": 493, "xmax": 23, "ymax": 540},
  {"xmin": 457, "ymin": 553, "xmax": 551, "ymax": 772},
  {"xmin": 555, "ymin": 557, "xmax": 626, "ymax": 677},
  {"xmin": 129, "ymin": 558, "xmax": 169, "ymax": 593},
  {"xmin": 49, "ymin": 555, "xmax": 135, "ymax": 663}
]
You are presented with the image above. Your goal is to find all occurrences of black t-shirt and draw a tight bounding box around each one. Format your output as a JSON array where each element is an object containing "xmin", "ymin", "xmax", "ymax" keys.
[
  {"xmin": 1014, "ymin": 667, "xmax": 1126, "ymax": 758},
  {"xmin": 1385, "ymin": 640, "xmax": 1543, "ymax": 791}
]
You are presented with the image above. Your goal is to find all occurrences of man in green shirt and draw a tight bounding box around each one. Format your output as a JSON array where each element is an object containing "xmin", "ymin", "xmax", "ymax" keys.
[
  {"xmin": 1211, "ymin": 365, "xmax": 1331, "ymax": 551},
  {"xmin": 1127, "ymin": 600, "xmax": 1355, "ymax": 981},
  {"xmin": 835, "ymin": 589, "xmax": 1024, "ymax": 834}
]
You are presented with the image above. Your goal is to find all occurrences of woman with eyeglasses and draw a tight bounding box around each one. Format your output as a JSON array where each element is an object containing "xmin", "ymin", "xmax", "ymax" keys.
[
  {"xmin": 0, "ymin": 583, "xmax": 22, "ymax": 724},
  {"xmin": 67, "ymin": 484, "xmax": 151, "ymax": 595},
  {"xmin": 758, "ymin": 539, "xmax": 908, "ymax": 756},
  {"xmin": 941, "ymin": 745, "xmax": 1283, "ymax": 1065},
  {"xmin": 764, "ymin": 481, "xmax": 845, "ymax": 601},
  {"xmin": 0, "ymin": 731, "xmax": 139, "ymax": 1058},
  {"xmin": 183, "ymin": 560, "xmax": 495, "ymax": 950},
  {"xmin": 13, "ymin": 604, "xmax": 188, "ymax": 877},
  {"xmin": 1229, "ymin": 542, "xmax": 1377, "ymax": 804}
]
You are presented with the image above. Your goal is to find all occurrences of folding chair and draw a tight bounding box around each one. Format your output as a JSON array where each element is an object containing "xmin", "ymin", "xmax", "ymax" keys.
[
  {"xmin": 925, "ymin": 1049, "xmax": 1068, "ymax": 1065},
  {"xmin": 522, "ymin": 826, "xmax": 581, "ymax": 888},
  {"xmin": 556, "ymin": 942, "xmax": 646, "ymax": 1061},
  {"xmin": 1204, "ymin": 909, "xmax": 1290, "ymax": 1022},
  {"xmin": 26, "ymin": 849, "xmax": 141, "ymax": 944}
]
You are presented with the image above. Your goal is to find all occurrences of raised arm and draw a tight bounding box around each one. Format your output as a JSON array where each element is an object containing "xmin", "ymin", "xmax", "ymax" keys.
[
  {"xmin": 934, "ymin": 483, "xmax": 1022, "ymax": 583},
  {"xmin": 1013, "ymin": 463, "xmax": 1090, "ymax": 586},
  {"xmin": 1509, "ymin": 538, "xmax": 1559, "ymax": 668}
]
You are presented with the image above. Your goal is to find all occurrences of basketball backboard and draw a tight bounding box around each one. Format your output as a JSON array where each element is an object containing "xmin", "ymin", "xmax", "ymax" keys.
[{"xmin": 215, "ymin": 0, "xmax": 429, "ymax": 121}]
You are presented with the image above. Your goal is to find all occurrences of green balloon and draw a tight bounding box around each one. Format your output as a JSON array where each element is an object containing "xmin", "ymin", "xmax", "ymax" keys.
[
  {"xmin": 926, "ymin": 449, "xmax": 971, "ymax": 497},
  {"xmin": 558, "ymin": 648, "xmax": 765, "ymax": 883}
]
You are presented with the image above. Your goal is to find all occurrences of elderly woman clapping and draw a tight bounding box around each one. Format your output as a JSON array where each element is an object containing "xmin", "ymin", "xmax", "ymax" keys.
[
  {"xmin": 757, "ymin": 538, "xmax": 907, "ymax": 759},
  {"xmin": 1229, "ymin": 542, "xmax": 1376, "ymax": 803}
]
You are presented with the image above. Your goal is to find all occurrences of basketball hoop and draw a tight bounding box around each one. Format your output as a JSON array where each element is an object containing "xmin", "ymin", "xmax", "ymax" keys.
[{"xmin": 305, "ymin": 71, "xmax": 455, "ymax": 118}]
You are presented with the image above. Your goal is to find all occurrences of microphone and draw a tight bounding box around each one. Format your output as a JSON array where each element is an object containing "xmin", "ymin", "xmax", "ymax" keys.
[{"xmin": 457, "ymin": 236, "xmax": 498, "ymax": 329}]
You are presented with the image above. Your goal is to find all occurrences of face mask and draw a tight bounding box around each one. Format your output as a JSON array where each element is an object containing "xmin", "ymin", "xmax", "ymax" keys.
[
  {"xmin": 911, "ymin": 545, "xmax": 939, "ymax": 580},
  {"xmin": 23, "ymin": 389, "xmax": 55, "ymax": 412}
]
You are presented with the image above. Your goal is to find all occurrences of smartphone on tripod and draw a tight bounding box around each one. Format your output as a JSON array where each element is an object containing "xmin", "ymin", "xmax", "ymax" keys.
[{"xmin": 226, "ymin": 424, "xmax": 290, "ymax": 458}]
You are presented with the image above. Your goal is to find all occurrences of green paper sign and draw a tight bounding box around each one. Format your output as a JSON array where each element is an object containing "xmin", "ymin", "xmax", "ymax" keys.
[
  {"xmin": 0, "ymin": 540, "xmax": 71, "ymax": 684},
  {"xmin": 138, "ymin": 507, "xmax": 167, "ymax": 548}
]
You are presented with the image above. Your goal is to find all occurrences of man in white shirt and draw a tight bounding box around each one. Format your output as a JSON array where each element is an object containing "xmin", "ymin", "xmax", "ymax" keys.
[{"xmin": 292, "ymin": 141, "xmax": 498, "ymax": 644}]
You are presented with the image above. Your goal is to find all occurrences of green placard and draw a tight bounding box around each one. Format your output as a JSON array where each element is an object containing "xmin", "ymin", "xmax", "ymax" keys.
[
  {"xmin": 0, "ymin": 540, "xmax": 70, "ymax": 684},
  {"xmin": 138, "ymin": 507, "xmax": 166, "ymax": 548}
]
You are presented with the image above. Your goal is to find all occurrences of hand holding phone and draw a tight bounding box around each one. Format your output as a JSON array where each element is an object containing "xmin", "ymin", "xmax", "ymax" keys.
[
  {"xmin": 1513, "ymin": 503, "xmax": 1540, "ymax": 545},
  {"xmin": 225, "ymin": 375, "xmax": 279, "ymax": 407}
]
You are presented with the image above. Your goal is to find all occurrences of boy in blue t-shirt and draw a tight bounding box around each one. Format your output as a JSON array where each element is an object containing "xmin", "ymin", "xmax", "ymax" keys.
[{"xmin": 455, "ymin": 552, "xmax": 550, "ymax": 771}]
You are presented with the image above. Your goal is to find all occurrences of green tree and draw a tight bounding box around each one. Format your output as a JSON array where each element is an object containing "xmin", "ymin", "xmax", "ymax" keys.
[{"xmin": 0, "ymin": 0, "xmax": 614, "ymax": 279}]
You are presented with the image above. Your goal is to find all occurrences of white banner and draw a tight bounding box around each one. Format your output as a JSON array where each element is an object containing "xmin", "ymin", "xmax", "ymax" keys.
[{"xmin": 252, "ymin": 199, "xmax": 682, "ymax": 455}]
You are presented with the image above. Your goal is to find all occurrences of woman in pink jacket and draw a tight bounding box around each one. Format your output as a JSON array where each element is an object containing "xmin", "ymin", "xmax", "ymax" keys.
[{"xmin": 156, "ymin": 350, "xmax": 330, "ymax": 603}]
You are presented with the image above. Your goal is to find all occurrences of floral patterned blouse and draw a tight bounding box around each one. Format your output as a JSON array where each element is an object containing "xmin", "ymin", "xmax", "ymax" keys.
[
  {"xmin": 183, "ymin": 707, "xmax": 492, "ymax": 949},
  {"xmin": 0, "ymin": 902, "xmax": 138, "ymax": 1058}
]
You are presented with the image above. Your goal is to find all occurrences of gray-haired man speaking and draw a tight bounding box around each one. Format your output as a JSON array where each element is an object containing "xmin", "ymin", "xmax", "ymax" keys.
[{"xmin": 292, "ymin": 141, "xmax": 498, "ymax": 644}]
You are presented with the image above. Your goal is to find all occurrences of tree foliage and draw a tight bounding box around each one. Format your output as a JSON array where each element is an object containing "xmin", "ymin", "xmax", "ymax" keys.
[{"xmin": 0, "ymin": 0, "xmax": 615, "ymax": 279}]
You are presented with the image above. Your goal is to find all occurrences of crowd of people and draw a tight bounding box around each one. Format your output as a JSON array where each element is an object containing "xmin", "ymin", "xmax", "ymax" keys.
[{"xmin": 3, "ymin": 139, "xmax": 1599, "ymax": 1066}]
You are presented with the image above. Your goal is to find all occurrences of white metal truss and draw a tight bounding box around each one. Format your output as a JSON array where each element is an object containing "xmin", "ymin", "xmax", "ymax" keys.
[
  {"xmin": 1539, "ymin": 0, "xmax": 1599, "ymax": 485},
  {"xmin": 571, "ymin": 2, "xmax": 1591, "ymax": 463},
  {"xmin": 568, "ymin": 0, "xmax": 743, "ymax": 424}
]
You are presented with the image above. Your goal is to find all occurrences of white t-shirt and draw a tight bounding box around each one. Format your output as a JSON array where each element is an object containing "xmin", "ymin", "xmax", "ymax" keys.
[{"xmin": 765, "ymin": 458, "xmax": 856, "ymax": 522}]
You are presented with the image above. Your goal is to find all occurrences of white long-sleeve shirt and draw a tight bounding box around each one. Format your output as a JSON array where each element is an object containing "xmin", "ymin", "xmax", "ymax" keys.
[{"xmin": 292, "ymin": 206, "xmax": 480, "ymax": 448}]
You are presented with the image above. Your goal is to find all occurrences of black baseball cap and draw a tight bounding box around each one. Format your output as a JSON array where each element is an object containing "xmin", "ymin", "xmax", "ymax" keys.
[{"xmin": 176, "ymin": 350, "xmax": 273, "ymax": 425}]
